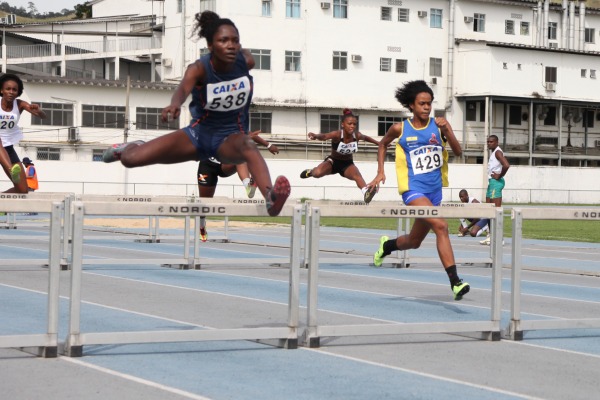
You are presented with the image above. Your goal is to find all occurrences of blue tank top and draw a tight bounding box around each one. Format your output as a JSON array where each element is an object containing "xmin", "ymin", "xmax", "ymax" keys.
[
  {"xmin": 189, "ymin": 52, "xmax": 253, "ymax": 135},
  {"xmin": 395, "ymin": 118, "xmax": 448, "ymax": 194}
]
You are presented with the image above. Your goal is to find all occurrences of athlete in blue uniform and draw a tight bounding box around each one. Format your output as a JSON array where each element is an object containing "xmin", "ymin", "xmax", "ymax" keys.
[
  {"xmin": 0, "ymin": 74, "xmax": 47, "ymax": 193},
  {"xmin": 300, "ymin": 108, "xmax": 379, "ymax": 203},
  {"xmin": 368, "ymin": 80, "xmax": 470, "ymax": 300},
  {"xmin": 102, "ymin": 11, "xmax": 290, "ymax": 216}
]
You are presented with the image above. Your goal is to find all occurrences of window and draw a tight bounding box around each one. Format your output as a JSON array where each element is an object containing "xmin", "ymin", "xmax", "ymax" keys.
[
  {"xmin": 466, "ymin": 101, "xmax": 477, "ymax": 121},
  {"xmin": 584, "ymin": 110, "xmax": 595, "ymax": 128},
  {"xmin": 380, "ymin": 58, "xmax": 392, "ymax": 72},
  {"xmin": 398, "ymin": 8, "xmax": 409, "ymax": 22},
  {"xmin": 37, "ymin": 147, "xmax": 60, "ymax": 161},
  {"xmin": 509, "ymin": 105, "xmax": 522, "ymax": 125},
  {"xmin": 591, "ymin": 70, "xmax": 597, "ymax": 79},
  {"xmin": 333, "ymin": 0, "xmax": 347, "ymax": 19},
  {"xmin": 262, "ymin": 0, "xmax": 271, "ymax": 17},
  {"xmin": 585, "ymin": 28, "xmax": 595, "ymax": 44},
  {"xmin": 429, "ymin": 57, "xmax": 442, "ymax": 77},
  {"xmin": 430, "ymin": 8, "xmax": 442, "ymax": 28},
  {"xmin": 285, "ymin": 51, "xmax": 301, "ymax": 71},
  {"xmin": 177, "ymin": 0, "xmax": 182, "ymax": 13},
  {"xmin": 249, "ymin": 112, "xmax": 272, "ymax": 133},
  {"xmin": 474, "ymin": 13, "xmax": 485, "ymax": 32},
  {"xmin": 286, "ymin": 0, "xmax": 301, "ymax": 18},
  {"xmin": 377, "ymin": 116, "xmax": 403, "ymax": 136},
  {"xmin": 199, "ymin": 0, "xmax": 216, "ymax": 12},
  {"xmin": 199, "ymin": 48, "xmax": 210, "ymax": 57},
  {"xmin": 545, "ymin": 66, "xmax": 557, "ymax": 83},
  {"xmin": 520, "ymin": 21, "xmax": 529, "ymax": 35},
  {"xmin": 136, "ymin": 107, "xmax": 179, "ymax": 130},
  {"xmin": 582, "ymin": 69, "xmax": 587, "ymax": 78},
  {"xmin": 333, "ymin": 51, "xmax": 347, "ymax": 71},
  {"xmin": 395, "ymin": 59, "xmax": 407, "ymax": 73},
  {"xmin": 548, "ymin": 22, "xmax": 557, "ymax": 40},
  {"xmin": 249, "ymin": 49, "xmax": 271, "ymax": 70},
  {"xmin": 31, "ymin": 102, "xmax": 73, "ymax": 126},
  {"xmin": 381, "ymin": 7, "xmax": 392, "ymax": 21},
  {"xmin": 82, "ymin": 105, "xmax": 125, "ymax": 128},
  {"xmin": 505, "ymin": 20, "xmax": 515, "ymax": 35},
  {"xmin": 92, "ymin": 149, "xmax": 104, "ymax": 162},
  {"xmin": 320, "ymin": 114, "xmax": 343, "ymax": 133},
  {"xmin": 543, "ymin": 106, "xmax": 556, "ymax": 126}
]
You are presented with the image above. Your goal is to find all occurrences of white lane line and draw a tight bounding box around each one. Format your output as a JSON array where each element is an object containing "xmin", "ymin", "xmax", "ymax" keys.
[
  {"xmin": 61, "ymin": 357, "xmax": 213, "ymax": 400},
  {"xmin": 304, "ymin": 348, "xmax": 544, "ymax": 400},
  {"xmin": 506, "ymin": 340, "xmax": 600, "ymax": 360}
]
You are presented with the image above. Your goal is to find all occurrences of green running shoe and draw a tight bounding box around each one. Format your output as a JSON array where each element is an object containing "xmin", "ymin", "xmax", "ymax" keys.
[
  {"xmin": 452, "ymin": 279, "xmax": 470, "ymax": 301},
  {"xmin": 10, "ymin": 164, "xmax": 21, "ymax": 184},
  {"xmin": 373, "ymin": 235, "xmax": 389, "ymax": 267}
]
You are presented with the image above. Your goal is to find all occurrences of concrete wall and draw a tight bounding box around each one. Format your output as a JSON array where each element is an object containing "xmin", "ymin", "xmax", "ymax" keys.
[{"xmin": 4, "ymin": 158, "xmax": 598, "ymax": 205}]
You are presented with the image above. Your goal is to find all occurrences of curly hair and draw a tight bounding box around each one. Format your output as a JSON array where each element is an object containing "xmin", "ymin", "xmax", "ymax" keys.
[
  {"xmin": 0, "ymin": 74, "xmax": 24, "ymax": 97},
  {"xmin": 192, "ymin": 10, "xmax": 238, "ymax": 45},
  {"xmin": 394, "ymin": 80, "xmax": 434, "ymax": 111}
]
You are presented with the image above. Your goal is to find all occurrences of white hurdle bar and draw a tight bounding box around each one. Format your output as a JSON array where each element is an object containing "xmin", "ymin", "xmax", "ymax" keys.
[
  {"xmin": 0, "ymin": 199, "xmax": 63, "ymax": 357},
  {"xmin": 303, "ymin": 204, "xmax": 503, "ymax": 347},
  {"xmin": 63, "ymin": 201, "xmax": 302, "ymax": 356},
  {"xmin": 507, "ymin": 207, "xmax": 600, "ymax": 340}
]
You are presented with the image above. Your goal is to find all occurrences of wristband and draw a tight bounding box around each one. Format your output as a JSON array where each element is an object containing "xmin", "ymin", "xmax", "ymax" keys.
[{"xmin": 267, "ymin": 143, "xmax": 272, "ymax": 149}]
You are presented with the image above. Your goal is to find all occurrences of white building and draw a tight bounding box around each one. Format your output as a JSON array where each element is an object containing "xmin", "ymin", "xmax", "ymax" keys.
[{"xmin": 0, "ymin": 0, "xmax": 599, "ymax": 200}]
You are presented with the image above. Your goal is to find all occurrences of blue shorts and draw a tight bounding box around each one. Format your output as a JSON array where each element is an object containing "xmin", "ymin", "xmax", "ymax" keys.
[
  {"xmin": 402, "ymin": 189, "xmax": 443, "ymax": 206},
  {"xmin": 183, "ymin": 123, "xmax": 232, "ymax": 161}
]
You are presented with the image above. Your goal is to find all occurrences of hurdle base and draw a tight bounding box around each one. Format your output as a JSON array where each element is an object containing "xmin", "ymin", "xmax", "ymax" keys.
[
  {"xmin": 60, "ymin": 260, "xmax": 71, "ymax": 270},
  {"xmin": 255, "ymin": 338, "xmax": 298, "ymax": 349},
  {"xmin": 307, "ymin": 337, "xmax": 320, "ymax": 348},
  {"xmin": 161, "ymin": 263, "xmax": 200, "ymax": 270},
  {"xmin": 0, "ymin": 226, "xmax": 17, "ymax": 229},
  {"xmin": 19, "ymin": 346, "xmax": 58, "ymax": 358},
  {"xmin": 63, "ymin": 345, "xmax": 83, "ymax": 357},
  {"xmin": 135, "ymin": 239, "xmax": 161, "ymax": 243}
]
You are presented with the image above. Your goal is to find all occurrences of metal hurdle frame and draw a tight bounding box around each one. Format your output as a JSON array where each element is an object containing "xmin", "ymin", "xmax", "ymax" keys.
[
  {"xmin": 0, "ymin": 199, "xmax": 63, "ymax": 357},
  {"xmin": 63, "ymin": 201, "xmax": 302, "ymax": 356},
  {"xmin": 302, "ymin": 204, "xmax": 504, "ymax": 348},
  {"xmin": 507, "ymin": 207, "xmax": 600, "ymax": 340}
]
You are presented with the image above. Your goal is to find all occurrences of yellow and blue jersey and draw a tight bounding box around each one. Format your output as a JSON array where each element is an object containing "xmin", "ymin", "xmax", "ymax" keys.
[{"xmin": 395, "ymin": 118, "xmax": 449, "ymax": 194}]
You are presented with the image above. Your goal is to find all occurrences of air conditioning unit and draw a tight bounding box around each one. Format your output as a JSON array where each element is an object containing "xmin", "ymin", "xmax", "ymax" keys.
[
  {"xmin": 320, "ymin": 2, "xmax": 330, "ymax": 9},
  {"xmin": 464, "ymin": 16, "xmax": 473, "ymax": 23},
  {"xmin": 162, "ymin": 58, "xmax": 172, "ymax": 67},
  {"xmin": 545, "ymin": 82, "xmax": 556, "ymax": 91},
  {"xmin": 594, "ymin": 140, "xmax": 600, "ymax": 148},
  {"xmin": 417, "ymin": 11, "xmax": 428, "ymax": 18},
  {"xmin": 68, "ymin": 127, "xmax": 80, "ymax": 143},
  {"xmin": 431, "ymin": 77, "xmax": 438, "ymax": 85},
  {"xmin": 549, "ymin": 42, "xmax": 558, "ymax": 49},
  {"xmin": 351, "ymin": 54, "xmax": 362, "ymax": 63}
]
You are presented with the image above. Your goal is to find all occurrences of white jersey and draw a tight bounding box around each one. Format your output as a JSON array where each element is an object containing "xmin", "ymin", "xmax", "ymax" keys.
[
  {"xmin": 487, "ymin": 146, "xmax": 503, "ymax": 178},
  {"xmin": 0, "ymin": 99, "xmax": 22, "ymax": 147}
]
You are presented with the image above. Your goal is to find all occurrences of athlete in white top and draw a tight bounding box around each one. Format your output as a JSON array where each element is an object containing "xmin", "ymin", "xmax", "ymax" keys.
[{"xmin": 0, "ymin": 74, "xmax": 47, "ymax": 193}]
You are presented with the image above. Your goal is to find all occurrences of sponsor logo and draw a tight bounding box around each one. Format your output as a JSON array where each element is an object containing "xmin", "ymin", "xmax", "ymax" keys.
[
  {"xmin": 159, "ymin": 206, "xmax": 227, "ymax": 214},
  {"xmin": 574, "ymin": 211, "xmax": 600, "ymax": 219},
  {"xmin": 212, "ymin": 80, "xmax": 247, "ymax": 94},
  {"xmin": 384, "ymin": 208, "xmax": 439, "ymax": 217},
  {"xmin": 0, "ymin": 194, "xmax": 26, "ymax": 199},
  {"xmin": 117, "ymin": 197, "xmax": 152, "ymax": 202},
  {"xmin": 441, "ymin": 203, "xmax": 465, "ymax": 207},
  {"xmin": 233, "ymin": 199, "xmax": 265, "ymax": 204}
]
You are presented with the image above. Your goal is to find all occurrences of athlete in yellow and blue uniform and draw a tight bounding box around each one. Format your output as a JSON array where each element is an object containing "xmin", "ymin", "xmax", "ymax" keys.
[{"xmin": 368, "ymin": 80, "xmax": 470, "ymax": 301}]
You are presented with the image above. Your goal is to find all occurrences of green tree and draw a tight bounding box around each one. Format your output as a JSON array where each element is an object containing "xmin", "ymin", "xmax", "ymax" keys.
[{"xmin": 74, "ymin": 2, "xmax": 92, "ymax": 19}]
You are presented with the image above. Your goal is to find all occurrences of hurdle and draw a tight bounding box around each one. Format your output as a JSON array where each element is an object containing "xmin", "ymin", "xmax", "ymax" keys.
[
  {"xmin": 63, "ymin": 200, "xmax": 302, "ymax": 356},
  {"xmin": 0, "ymin": 199, "xmax": 63, "ymax": 357},
  {"xmin": 302, "ymin": 204, "xmax": 503, "ymax": 347},
  {"xmin": 507, "ymin": 207, "xmax": 600, "ymax": 340}
]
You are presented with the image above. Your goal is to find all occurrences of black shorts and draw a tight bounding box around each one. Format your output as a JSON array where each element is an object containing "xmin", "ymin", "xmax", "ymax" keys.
[
  {"xmin": 4, "ymin": 145, "xmax": 20, "ymax": 164},
  {"xmin": 197, "ymin": 158, "xmax": 234, "ymax": 186},
  {"xmin": 326, "ymin": 156, "xmax": 354, "ymax": 176}
]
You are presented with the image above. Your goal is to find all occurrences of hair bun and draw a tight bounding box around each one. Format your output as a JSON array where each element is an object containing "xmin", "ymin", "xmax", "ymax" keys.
[{"xmin": 342, "ymin": 108, "xmax": 353, "ymax": 115}]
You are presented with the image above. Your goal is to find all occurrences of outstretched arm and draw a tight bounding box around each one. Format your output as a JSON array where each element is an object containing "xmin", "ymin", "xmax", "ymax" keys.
[
  {"xmin": 307, "ymin": 130, "xmax": 338, "ymax": 141},
  {"xmin": 368, "ymin": 123, "xmax": 402, "ymax": 189},
  {"xmin": 249, "ymin": 130, "xmax": 279, "ymax": 154},
  {"xmin": 356, "ymin": 131, "xmax": 380, "ymax": 146},
  {"xmin": 19, "ymin": 100, "xmax": 47, "ymax": 119},
  {"xmin": 161, "ymin": 60, "xmax": 204, "ymax": 122}
]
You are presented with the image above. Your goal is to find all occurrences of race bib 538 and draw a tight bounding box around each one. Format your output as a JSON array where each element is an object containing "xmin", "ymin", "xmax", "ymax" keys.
[{"xmin": 205, "ymin": 76, "xmax": 251, "ymax": 112}]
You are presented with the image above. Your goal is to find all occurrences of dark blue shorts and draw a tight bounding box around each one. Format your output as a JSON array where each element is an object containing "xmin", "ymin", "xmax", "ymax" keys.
[{"xmin": 183, "ymin": 123, "xmax": 232, "ymax": 161}]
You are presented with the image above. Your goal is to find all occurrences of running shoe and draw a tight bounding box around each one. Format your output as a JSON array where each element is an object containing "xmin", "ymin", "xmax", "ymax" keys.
[
  {"xmin": 373, "ymin": 235, "xmax": 389, "ymax": 267},
  {"xmin": 457, "ymin": 232, "xmax": 465, "ymax": 237},
  {"xmin": 266, "ymin": 175, "xmax": 291, "ymax": 217},
  {"xmin": 199, "ymin": 227, "xmax": 208, "ymax": 242},
  {"xmin": 300, "ymin": 169, "xmax": 312, "ymax": 179},
  {"xmin": 452, "ymin": 279, "xmax": 470, "ymax": 301},
  {"xmin": 246, "ymin": 177, "xmax": 257, "ymax": 198},
  {"xmin": 102, "ymin": 140, "xmax": 145, "ymax": 163},
  {"xmin": 363, "ymin": 186, "xmax": 377, "ymax": 204},
  {"xmin": 479, "ymin": 236, "xmax": 491, "ymax": 245},
  {"xmin": 10, "ymin": 164, "xmax": 21, "ymax": 184}
]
